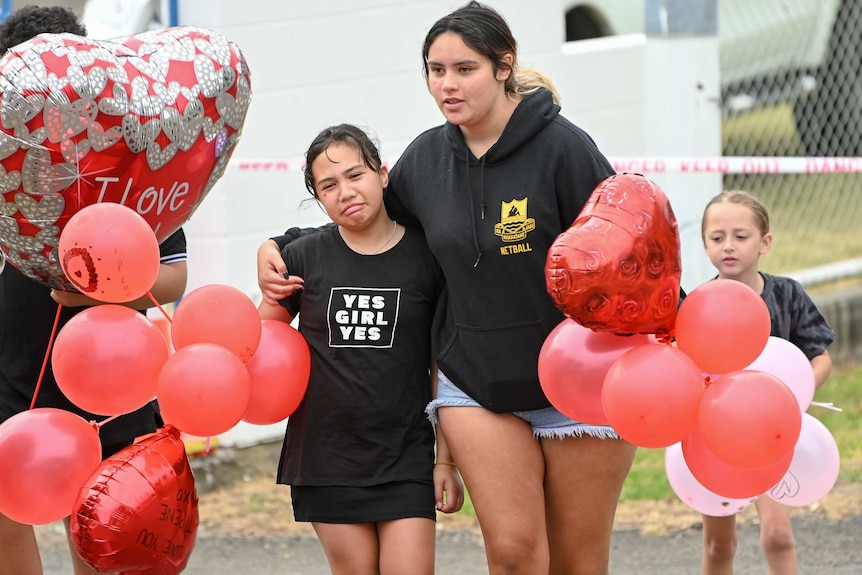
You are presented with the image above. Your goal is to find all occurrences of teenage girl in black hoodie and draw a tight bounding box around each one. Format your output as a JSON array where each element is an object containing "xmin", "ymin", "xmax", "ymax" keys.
[{"xmin": 258, "ymin": 3, "xmax": 635, "ymax": 573}]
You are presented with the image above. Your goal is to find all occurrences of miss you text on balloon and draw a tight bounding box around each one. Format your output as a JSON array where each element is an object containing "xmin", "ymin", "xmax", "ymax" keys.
[{"xmin": 94, "ymin": 176, "xmax": 191, "ymax": 236}]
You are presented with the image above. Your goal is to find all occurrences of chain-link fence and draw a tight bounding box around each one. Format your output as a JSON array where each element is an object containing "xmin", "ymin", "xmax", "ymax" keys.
[
  {"xmin": 567, "ymin": 0, "xmax": 862, "ymax": 287},
  {"xmin": 721, "ymin": 0, "xmax": 862, "ymax": 285}
]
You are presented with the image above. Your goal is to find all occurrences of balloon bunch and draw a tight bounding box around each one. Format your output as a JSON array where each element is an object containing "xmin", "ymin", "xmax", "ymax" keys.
[
  {"xmin": 44, "ymin": 202, "xmax": 312, "ymax": 441},
  {"xmin": 46, "ymin": 202, "xmax": 313, "ymax": 439},
  {"xmin": 0, "ymin": 202, "xmax": 311, "ymax": 572},
  {"xmin": 663, "ymin": 279, "xmax": 839, "ymax": 511},
  {"xmin": 541, "ymin": 173, "xmax": 839, "ymax": 516},
  {"xmin": 0, "ymin": 27, "xmax": 257, "ymax": 573},
  {"xmin": 158, "ymin": 283, "xmax": 311, "ymax": 436}
]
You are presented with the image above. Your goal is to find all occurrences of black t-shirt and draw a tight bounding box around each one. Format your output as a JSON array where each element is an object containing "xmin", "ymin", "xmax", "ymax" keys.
[
  {"xmin": 0, "ymin": 229, "xmax": 187, "ymax": 447},
  {"xmin": 277, "ymin": 226, "xmax": 443, "ymax": 487},
  {"xmin": 760, "ymin": 272, "xmax": 836, "ymax": 359}
]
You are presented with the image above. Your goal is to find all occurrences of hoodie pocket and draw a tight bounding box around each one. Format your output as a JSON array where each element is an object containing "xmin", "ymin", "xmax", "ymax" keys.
[{"xmin": 437, "ymin": 320, "xmax": 550, "ymax": 412}]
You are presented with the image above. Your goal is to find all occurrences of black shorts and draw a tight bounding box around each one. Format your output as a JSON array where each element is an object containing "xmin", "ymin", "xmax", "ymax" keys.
[{"xmin": 290, "ymin": 480, "xmax": 435, "ymax": 523}]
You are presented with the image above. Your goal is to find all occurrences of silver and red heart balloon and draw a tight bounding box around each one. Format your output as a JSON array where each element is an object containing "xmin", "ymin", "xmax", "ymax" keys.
[{"xmin": 0, "ymin": 27, "xmax": 251, "ymax": 287}]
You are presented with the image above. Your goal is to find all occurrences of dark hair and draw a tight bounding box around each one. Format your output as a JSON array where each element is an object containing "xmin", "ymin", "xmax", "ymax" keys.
[
  {"xmin": 422, "ymin": 1, "xmax": 559, "ymax": 102},
  {"xmin": 303, "ymin": 124, "xmax": 383, "ymax": 197},
  {"xmin": 0, "ymin": 5, "xmax": 86, "ymax": 54}
]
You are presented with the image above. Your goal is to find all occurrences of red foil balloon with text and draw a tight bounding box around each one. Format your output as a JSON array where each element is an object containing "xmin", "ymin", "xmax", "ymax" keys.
[
  {"xmin": 71, "ymin": 426, "xmax": 199, "ymax": 575},
  {"xmin": 545, "ymin": 173, "xmax": 681, "ymax": 336},
  {"xmin": 0, "ymin": 27, "xmax": 251, "ymax": 288}
]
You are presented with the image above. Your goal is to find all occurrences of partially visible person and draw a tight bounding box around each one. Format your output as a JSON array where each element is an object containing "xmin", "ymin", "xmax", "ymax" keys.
[
  {"xmin": 699, "ymin": 190, "xmax": 835, "ymax": 575},
  {"xmin": 257, "ymin": 3, "xmax": 640, "ymax": 573},
  {"xmin": 0, "ymin": 7, "xmax": 188, "ymax": 575},
  {"xmin": 258, "ymin": 124, "xmax": 463, "ymax": 575}
]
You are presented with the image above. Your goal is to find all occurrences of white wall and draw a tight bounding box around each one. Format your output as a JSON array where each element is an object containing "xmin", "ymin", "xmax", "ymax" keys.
[
  {"xmin": 127, "ymin": 0, "xmax": 722, "ymax": 444},
  {"xmin": 172, "ymin": 0, "xmax": 720, "ymax": 289}
]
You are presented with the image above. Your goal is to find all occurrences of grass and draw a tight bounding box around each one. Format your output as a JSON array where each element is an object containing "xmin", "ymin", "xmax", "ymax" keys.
[{"xmin": 621, "ymin": 362, "xmax": 862, "ymax": 501}]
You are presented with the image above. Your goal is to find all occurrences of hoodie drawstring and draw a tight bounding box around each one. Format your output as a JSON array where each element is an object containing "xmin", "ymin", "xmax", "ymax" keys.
[{"xmin": 466, "ymin": 149, "xmax": 484, "ymax": 267}]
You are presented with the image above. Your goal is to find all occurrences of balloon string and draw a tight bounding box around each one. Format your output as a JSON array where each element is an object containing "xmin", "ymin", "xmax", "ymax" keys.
[
  {"xmin": 810, "ymin": 401, "xmax": 843, "ymax": 412},
  {"xmin": 30, "ymin": 302, "xmax": 63, "ymax": 410},
  {"xmin": 94, "ymin": 396, "xmax": 159, "ymax": 429},
  {"xmin": 147, "ymin": 291, "xmax": 172, "ymax": 323},
  {"xmin": 95, "ymin": 414, "xmax": 121, "ymax": 428}
]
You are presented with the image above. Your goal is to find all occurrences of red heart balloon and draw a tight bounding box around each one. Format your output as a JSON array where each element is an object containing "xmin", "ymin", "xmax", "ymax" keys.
[
  {"xmin": 0, "ymin": 27, "xmax": 251, "ymax": 288},
  {"xmin": 71, "ymin": 426, "xmax": 199, "ymax": 575},
  {"xmin": 545, "ymin": 173, "xmax": 681, "ymax": 336}
]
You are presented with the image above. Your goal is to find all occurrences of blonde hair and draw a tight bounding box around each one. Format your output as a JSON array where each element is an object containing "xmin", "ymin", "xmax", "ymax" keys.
[
  {"xmin": 701, "ymin": 190, "xmax": 770, "ymax": 242},
  {"xmin": 514, "ymin": 68, "xmax": 561, "ymax": 105}
]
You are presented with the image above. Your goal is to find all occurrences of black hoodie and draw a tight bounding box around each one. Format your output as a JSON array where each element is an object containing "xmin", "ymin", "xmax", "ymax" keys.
[{"xmin": 386, "ymin": 88, "xmax": 615, "ymax": 413}]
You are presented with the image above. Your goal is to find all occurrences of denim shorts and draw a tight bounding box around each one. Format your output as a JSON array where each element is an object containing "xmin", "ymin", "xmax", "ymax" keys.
[{"xmin": 426, "ymin": 371, "xmax": 620, "ymax": 440}]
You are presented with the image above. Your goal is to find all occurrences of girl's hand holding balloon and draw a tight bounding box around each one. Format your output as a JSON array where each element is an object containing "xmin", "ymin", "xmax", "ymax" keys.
[{"xmin": 50, "ymin": 289, "xmax": 102, "ymax": 308}]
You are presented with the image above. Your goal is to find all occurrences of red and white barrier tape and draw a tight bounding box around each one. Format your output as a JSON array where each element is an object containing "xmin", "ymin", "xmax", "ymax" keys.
[
  {"xmin": 228, "ymin": 156, "xmax": 862, "ymax": 174},
  {"xmin": 608, "ymin": 156, "xmax": 862, "ymax": 174}
]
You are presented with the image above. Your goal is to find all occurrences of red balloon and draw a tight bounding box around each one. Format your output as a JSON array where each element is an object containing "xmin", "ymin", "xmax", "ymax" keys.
[
  {"xmin": 156, "ymin": 343, "xmax": 251, "ymax": 437},
  {"xmin": 545, "ymin": 173, "xmax": 681, "ymax": 337},
  {"xmin": 675, "ymin": 279, "xmax": 771, "ymax": 374},
  {"xmin": 538, "ymin": 318, "xmax": 652, "ymax": 425},
  {"xmin": 682, "ymin": 429, "xmax": 793, "ymax": 499},
  {"xmin": 698, "ymin": 370, "xmax": 802, "ymax": 469},
  {"xmin": 52, "ymin": 305, "xmax": 169, "ymax": 415},
  {"xmin": 71, "ymin": 426, "xmax": 198, "ymax": 575},
  {"xmin": 171, "ymin": 284, "xmax": 262, "ymax": 363},
  {"xmin": 57, "ymin": 203, "xmax": 161, "ymax": 303},
  {"xmin": 601, "ymin": 343, "xmax": 706, "ymax": 448},
  {"xmin": 0, "ymin": 28, "xmax": 251, "ymax": 288},
  {"xmin": 243, "ymin": 320, "xmax": 311, "ymax": 425},
  {"xmin": 0, "ymin": 408, "xmax": 101, "ymax": 525}
]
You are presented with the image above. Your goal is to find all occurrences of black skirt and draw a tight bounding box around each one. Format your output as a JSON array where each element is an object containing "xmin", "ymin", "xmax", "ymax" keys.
[{"xmin": 291, "ymin": 480, "xmax": 435, "ymax": 523}]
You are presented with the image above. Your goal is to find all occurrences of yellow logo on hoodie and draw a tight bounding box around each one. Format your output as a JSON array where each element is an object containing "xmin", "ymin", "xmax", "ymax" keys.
[{"xmin": 494, "ymin": 198, "xmax": 535, "ymax": 243}]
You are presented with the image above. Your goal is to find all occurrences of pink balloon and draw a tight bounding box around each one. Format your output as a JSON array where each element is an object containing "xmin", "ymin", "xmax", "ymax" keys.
[
  {"xmin": 52, "ymin": 305, "xmax": 169, "ymax": 416},
  {"xmin": 767, "ymin": 413, "xmax": 840, "ymax": 507},
  {"xmin": 698, "ymin": 370, "xmax": 802, "ymax": 469},
  {"xmin": 0, "ymin": 408, "xmax": 101, "ymax": 525},
  {"xmin": 602, "ymin": 343, "xmax": 705, "ymax": 448},
  {"xmin": 538, "ymin": 319, "xmax": 652, "ymax": 425},
  {"xmin": 156, "ymin": 343, "xmax": 251, "ymax": 437},
  {"xmin": 675, "ymin": 279, "xmax": 771, "ymax": 375},
  {"xmin": 745, "ymin": 336, "xmax": 816, "ymax": 412},
  {"xmin": 243, "ymin": 320, "xmax": 311, "ymax": 425},
  {"xmin": 58, "ymin": 203, "xmax": 161, "ymax": 303},
  {"xmin": 171, "ymin": 284, "xmax": 262, "ymax": 363},
  {"xmin": 665, "ymin": 442, "xmax": 755, "ymax": 516},
  {"xmin": 682, "ymin": 429, "xmax": 793, "ymax": 499}
]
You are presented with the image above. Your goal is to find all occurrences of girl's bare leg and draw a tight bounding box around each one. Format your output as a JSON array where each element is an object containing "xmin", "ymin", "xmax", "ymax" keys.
[
  {"xmin": 542, "ymin": 435, "xmax": 636, "ymax": 575},
  {"xmin": 439, "ymin": 406, "xmax": 548, "ymax": 575}
]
